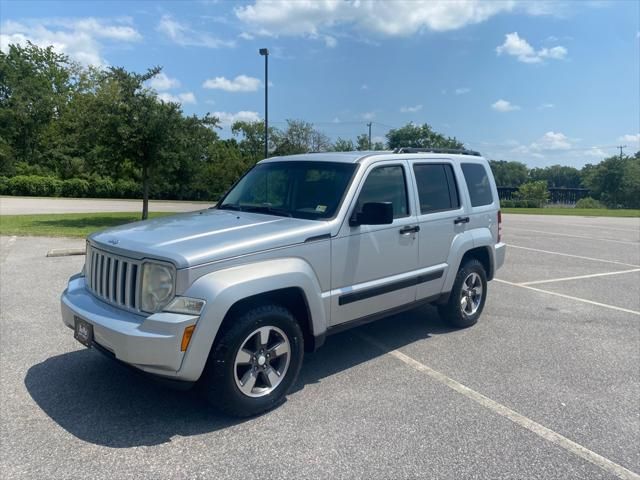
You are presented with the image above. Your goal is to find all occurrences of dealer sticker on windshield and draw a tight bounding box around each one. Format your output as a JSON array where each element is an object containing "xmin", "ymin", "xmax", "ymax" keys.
[{"xmin": 315, "ymin": 205, "xmax": 327, "ymax": 213}]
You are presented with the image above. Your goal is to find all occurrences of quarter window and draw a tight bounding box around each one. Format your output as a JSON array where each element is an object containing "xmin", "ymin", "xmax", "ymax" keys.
[
  {"xmin": 413, "ymin": 164, "xmax": 460, "ymax": 213},
  {"xmin": 355, "ymin": 165, "xmax": 409, "ymax": 219},
  {"xmin": 461, "ymin": 163, "xmax": 494, "ymax": 207}
]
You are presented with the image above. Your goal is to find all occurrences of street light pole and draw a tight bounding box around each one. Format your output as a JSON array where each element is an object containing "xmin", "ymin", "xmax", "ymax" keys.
[{"xmin": 259, "ymin": 48, "xmax": 269, "ymax": 159}]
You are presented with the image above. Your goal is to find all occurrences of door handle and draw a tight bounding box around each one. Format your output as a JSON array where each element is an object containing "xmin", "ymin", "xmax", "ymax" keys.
[
  {"xmin": 399, "ymin": 225, "xmax": 420, "ymax": 234},
  {"xmin": 454, "ymin": 216, "xmax": 470, "ymax": 225}
]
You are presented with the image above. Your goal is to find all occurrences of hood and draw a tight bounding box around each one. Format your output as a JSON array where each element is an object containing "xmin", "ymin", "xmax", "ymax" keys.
[{"xmin": 89, "ymin": 208, "xmax": 329, "ymax": 268}]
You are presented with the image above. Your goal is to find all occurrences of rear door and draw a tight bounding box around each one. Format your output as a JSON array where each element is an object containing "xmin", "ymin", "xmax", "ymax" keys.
[
  {"xmin": 330, "ymin": 161, "xmax": 420, "ymax": 326},
  {"xmin": 409, "ymin": 159, "xmax": 468, "ymax": 300}
]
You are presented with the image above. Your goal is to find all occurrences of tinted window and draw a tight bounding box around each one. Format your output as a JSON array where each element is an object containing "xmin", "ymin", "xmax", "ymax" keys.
[
  {"xmin": 413, "ymin": 164, "xmax": 460, "ymax": 213},
  {"xmin": 461, "ymin": 163, "xmax": 493, "ymax": 207},
  {"xmin": 219, "ymin": 161, "xmax": 357, "ymax": 220},
  {"xmin": 356, "ymin": 165, "xmax": 409, "ymax": 219}
]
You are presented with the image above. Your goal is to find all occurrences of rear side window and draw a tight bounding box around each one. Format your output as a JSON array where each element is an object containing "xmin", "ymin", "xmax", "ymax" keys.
[
  {"xmin": 413, "ymin": 164, "xmax": 460, "ymax": 214},
  {"xmin": 356, "ymin": 165, "xmax": 409, "ymax": 219},
  {"xmin": 461, "ymin": 163, "xmax": 493, "ymax": 207}
]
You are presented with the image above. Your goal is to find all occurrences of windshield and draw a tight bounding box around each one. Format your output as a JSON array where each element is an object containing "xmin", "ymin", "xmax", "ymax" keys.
[{"xmin": 218, "ymin": 161, "xmax": 358, "ymax": 220}]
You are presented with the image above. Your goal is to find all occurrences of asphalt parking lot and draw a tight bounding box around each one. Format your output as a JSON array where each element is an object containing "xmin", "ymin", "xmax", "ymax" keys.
[{"xmin": 1, "ymin": 214, "xmax": 639, "ymax": 479}]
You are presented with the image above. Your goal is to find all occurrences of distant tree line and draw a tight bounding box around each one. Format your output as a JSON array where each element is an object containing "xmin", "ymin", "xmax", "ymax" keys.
[
  {"xmin": 1, "ymin": 42, "xmax": 637, "ymax": 215},
  {"xmin": 490, "ymin": 155, "xmax": 640, "ymax": 208}
]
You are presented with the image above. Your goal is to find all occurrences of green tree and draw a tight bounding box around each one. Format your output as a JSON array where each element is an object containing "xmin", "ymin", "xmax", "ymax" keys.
[
  {"xmin": 86, "ymin": 66, "xmax": 218, "ymax": 218},
  {"xmin": 271, "ymin": 119, "xmax": 331, "ymax": 155},
  {"xmin": 231, "ymin": 120, "xmax": 279, "ymax": 163},
  {"xmin": 0, "ymin": 42, "xmax": 77, "ymax": 173},
  {"xmin": 582, "ymin": 153, "xmax": 640, "ymax": 208},
  {"xmin": 489, "ymin": 160, "xmax": 528, "ymax": 187},
  {"xmin": 514, "ymin": 180, "xmax": 550, "ymax": 207},
  {"xmin": 356, "ymin": 133, "xmax": 370, "ymax": 151},
  {"xmin": 386, "ymin": 122, "xmax": 463, "ymax": 150},
  {"xmin": 529, "ymin": 164, "xmax": 582, "ymax": 188},
  {"xmin": 332, "ymin": 137, "xmax": 355, "ymax": 151}
]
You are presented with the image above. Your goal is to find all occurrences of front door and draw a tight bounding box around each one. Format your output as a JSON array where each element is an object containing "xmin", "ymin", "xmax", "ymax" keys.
[{"xmin": 330, "ymin": 161, "xmax": 420, "ymax": 326}]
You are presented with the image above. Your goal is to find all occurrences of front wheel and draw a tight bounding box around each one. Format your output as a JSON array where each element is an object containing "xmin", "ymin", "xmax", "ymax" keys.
[
  {"xmin": 200, "ymin": 304, "xmax": 304, "ymax": 417},
  {"xmin": 438, "ymin": 259, "xmax": 488, "ymax": 328}
]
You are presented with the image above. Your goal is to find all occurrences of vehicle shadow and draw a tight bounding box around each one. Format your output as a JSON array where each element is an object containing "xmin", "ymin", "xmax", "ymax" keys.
[{"xmin": 25, "ymin": 303, "xmax": 455, "ymax": 448}]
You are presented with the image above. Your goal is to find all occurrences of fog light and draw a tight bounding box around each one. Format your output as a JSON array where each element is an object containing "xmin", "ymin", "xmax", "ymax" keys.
[{"xmin": 181, "ymin": 325, "xmax": 196, "ymax": 352}]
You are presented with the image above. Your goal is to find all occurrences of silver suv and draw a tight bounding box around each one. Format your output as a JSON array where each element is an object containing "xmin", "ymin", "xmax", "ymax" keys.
[{"xmin": 61, "ymin": 149, "xmax": 505, "ymax": 416}]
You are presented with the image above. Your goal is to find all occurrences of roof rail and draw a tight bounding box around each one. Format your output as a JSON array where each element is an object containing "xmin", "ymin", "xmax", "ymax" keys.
[{"xmin": 393, "ymin": 147, "xmax": 481, "ymax": 156}]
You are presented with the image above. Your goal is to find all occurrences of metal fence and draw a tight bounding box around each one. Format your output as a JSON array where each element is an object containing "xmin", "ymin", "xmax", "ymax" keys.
[{"xmin": 497, "ymin": 187, "xmax": 591, "ymax": 205}]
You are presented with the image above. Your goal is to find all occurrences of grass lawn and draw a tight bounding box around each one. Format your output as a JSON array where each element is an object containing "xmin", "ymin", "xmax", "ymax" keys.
[
  {"xmin": 0, "ymin": 212, "xmax": 175, "ymax": 238},
  {"xmin": 501, "ymin": 208, "xmax": 640, "ymax": 217}
]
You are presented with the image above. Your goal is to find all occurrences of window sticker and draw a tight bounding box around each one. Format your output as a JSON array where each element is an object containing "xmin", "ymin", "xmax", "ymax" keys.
[{"xmin": 315, "ymin": 205, "xmax": 327, "ymax": 213}]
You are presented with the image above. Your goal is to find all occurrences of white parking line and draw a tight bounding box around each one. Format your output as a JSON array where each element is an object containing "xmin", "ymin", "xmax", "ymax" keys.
[
  {"xmin": 508, "ymin": 227, "xmax": 639, "ymax": 246},
  {"xmin": 520, "ymin": 268, "xmax": 640, "ymax": 286},
  {"xmin": 495, "ymin": 278, "xmax": 640, "ymax": 316},
  {"xmin": 508, "ymin": 245, "xmax": 640, "ymax": 268},
  {"xmin": 359, "ymin": 333, "xmax": 640, "ymax": 480}
]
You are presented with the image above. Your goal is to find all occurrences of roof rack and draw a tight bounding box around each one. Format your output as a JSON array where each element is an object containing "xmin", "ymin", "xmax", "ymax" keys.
[{"xmin": 393, "ymin": 147, "xmax": 481, "ymax": 156}]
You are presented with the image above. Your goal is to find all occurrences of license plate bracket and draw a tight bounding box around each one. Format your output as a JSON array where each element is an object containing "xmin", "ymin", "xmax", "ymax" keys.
[{"xmin": 74, "ymin": 316, "xmax": 93, "ymax": 348}]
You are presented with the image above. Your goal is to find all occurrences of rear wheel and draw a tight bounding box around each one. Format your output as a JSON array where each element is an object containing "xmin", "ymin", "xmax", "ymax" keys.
[
  {"xmin": 200, "ymin": 304, "xmax": 304, "ymax": 417},
  {"xmin": 438, "ymin": 259, "xmax": 487, "ymax": 328}
]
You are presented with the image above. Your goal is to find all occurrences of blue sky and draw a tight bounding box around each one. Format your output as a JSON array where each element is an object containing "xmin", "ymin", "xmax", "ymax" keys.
[{"xmin": 1, "ymin": 0, "xmax": 638, "ymax": 167}]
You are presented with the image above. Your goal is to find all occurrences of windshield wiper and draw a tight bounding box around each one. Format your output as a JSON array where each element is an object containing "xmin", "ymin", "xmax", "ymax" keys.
[
  {"xmin": 242, "ymin": 205, "xmax": 293, "ymax": 217},
  {"xmin": 218, "ymin": 203, "xmax": 244, "ymax": 212}
]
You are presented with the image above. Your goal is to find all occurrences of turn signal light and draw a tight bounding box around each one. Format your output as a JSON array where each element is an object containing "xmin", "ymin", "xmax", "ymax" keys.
[{"xmin": 181, "ymin": 325, "xmax": 196, "ymax": 352}]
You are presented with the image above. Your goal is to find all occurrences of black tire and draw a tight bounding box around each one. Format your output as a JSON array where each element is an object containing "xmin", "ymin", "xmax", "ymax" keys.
[
  {"xmin": 438, "ymin": 259, "xmax": 487, "ymax": 328},
  {"xmin": 200, "ymin": 304, "xmax": 304, "ymax": 417}
]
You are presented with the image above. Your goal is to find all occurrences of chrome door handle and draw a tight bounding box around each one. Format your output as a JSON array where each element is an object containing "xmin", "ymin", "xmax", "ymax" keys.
[{"xmin": 399, "ymin": 225, "xmax": 420, "ymax": 234}]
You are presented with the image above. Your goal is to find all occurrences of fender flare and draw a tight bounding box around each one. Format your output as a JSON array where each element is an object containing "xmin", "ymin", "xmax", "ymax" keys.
[{"xmin": 176, "ymin": 257, "xmax": 326, "ymax": 381}]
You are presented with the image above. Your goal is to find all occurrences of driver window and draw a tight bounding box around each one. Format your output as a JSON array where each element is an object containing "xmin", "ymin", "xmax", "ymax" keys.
[{"xmin": 355, "ymin": 165, "xmax": 409, "ymax": 219}]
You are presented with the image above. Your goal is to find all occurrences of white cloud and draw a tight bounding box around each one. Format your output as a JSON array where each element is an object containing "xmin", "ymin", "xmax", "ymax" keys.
[
  {"xmin": 157, "ymin": 15, "xmax": 234, "ymax": 48},
  {"xmin": 332, "ymin": 117, "xmax": 341, "ymax": 123},
  {"xmin": 148, "ymin": 72, "xmax": 181, "ymax": 91},
  {"xmin": 361, "ymin": 112, "xmax": 376, "ymax": 120},
  {"xmin": 618, "ymin": 133, "xmax": 640, "ymax": 145},
  {"xmin": 157, "ymin": 91, "xmax": 197, "ymax": 105},
  {"xmin": 235, "ymin": 0, "xmax": 541, "ymax": 40},
  {"xmin": 491, "ymin": 99, "xmax": 520, "ymax": 112},
  {"xmin": 213, "ymin": 110, "xmax": 261, "ymax": 126},
  {"xmin": 400, "ymin": 104, "xmax": 423, "ymax": 113},
  {"xmin": 202, "ymin": 74, "xmax": 261, "ymax": 92},
  {"xmin": 323, "ymin": 35, "xmax": 337, "ymax": 48},
  {"xmin": 455, "ymin": 87, "xmax": 470, "ymax": 95},
  {"xmin": 531, "ymin": 131, "xmax": 573, "ymax": 150},
  {"xmin": 584, "ymin": 147, "xmax": 606, "ymax": 157},
  {"xmin": 361, "ymin": 84, "xmax": 369, "ymax": 90},
  {"xmin": 538, "ymin": 103, "xmax": 555, "ymax": 109},
  {"xmin": 496, "ymin": 32, "xmax": 567, "ymax": 63},
  {"xmin": 0, "ymin": 17, "xmax": 141, "ymax": 66},
  {"xmin": 239, "ymin": 32, "xmax": 254, "ymax": 40}
]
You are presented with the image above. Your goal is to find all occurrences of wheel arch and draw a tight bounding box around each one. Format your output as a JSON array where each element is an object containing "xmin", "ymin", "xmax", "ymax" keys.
[{"xmin": 177, "ymin": 257, "xmax": 327, "ymax": 382}]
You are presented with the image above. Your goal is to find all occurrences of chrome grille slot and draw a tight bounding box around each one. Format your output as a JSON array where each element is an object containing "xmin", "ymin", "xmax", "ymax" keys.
[{"xmin": 85, "ymin": 245, "xmax": 140, "ymax": 311}]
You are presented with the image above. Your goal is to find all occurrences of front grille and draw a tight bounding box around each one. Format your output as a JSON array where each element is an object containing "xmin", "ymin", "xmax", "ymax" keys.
[{"xmin": 86, "ymin": 244, "xmax": 141, "ymax": 311}]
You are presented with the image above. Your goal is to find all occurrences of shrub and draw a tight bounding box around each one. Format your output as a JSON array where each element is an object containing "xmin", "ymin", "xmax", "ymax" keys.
[
  {"xmin": 113, "ymin": 179, "xmax": 141, "ymax": 198},
  {"xmin": 90, "ymin": 177, "xmax": 115, "ymax": 198},
  {"xmin": 7, "ymin": 175, "xmax": 63, "ymax": 196},
  {"xmin": 0, "ymin": 176, "xmax": 8, "ymax": 195},
  {"xmin": 500, "ymin": 199, "xmax": 542, "ymax": 208},
  {"xmin": 514, "ymin": 181, "xmax": 549, "ymax": 208},
  {"xmin": 575, "ymin": 197, "xmax": 605, "ymax": 209},
  {"xmin": 61, "ymin": 178, "xmax": 90, "ymax": 197}
]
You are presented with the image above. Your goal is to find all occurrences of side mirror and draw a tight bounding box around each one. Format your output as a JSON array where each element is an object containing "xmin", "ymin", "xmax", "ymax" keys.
[{"xmin": 350, "ymin": 202, "xmax": 394, "ymax": 226}]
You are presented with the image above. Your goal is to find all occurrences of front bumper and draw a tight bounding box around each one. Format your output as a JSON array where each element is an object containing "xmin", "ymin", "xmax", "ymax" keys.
[{"xmin": 61, "ymin": 275, "xmax": 198, "ymax": 379}]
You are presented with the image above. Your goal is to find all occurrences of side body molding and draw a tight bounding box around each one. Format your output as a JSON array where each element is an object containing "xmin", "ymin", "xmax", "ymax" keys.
[{"xmin": 177, "ymin": 258, "xmax": 327, "ymax": 381}]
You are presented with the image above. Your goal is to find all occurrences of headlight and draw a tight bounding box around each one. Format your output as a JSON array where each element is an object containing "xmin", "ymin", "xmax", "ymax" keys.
[{"xmin": 141, "ymin": 262, "xmax": 175, "ymax": 313}]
